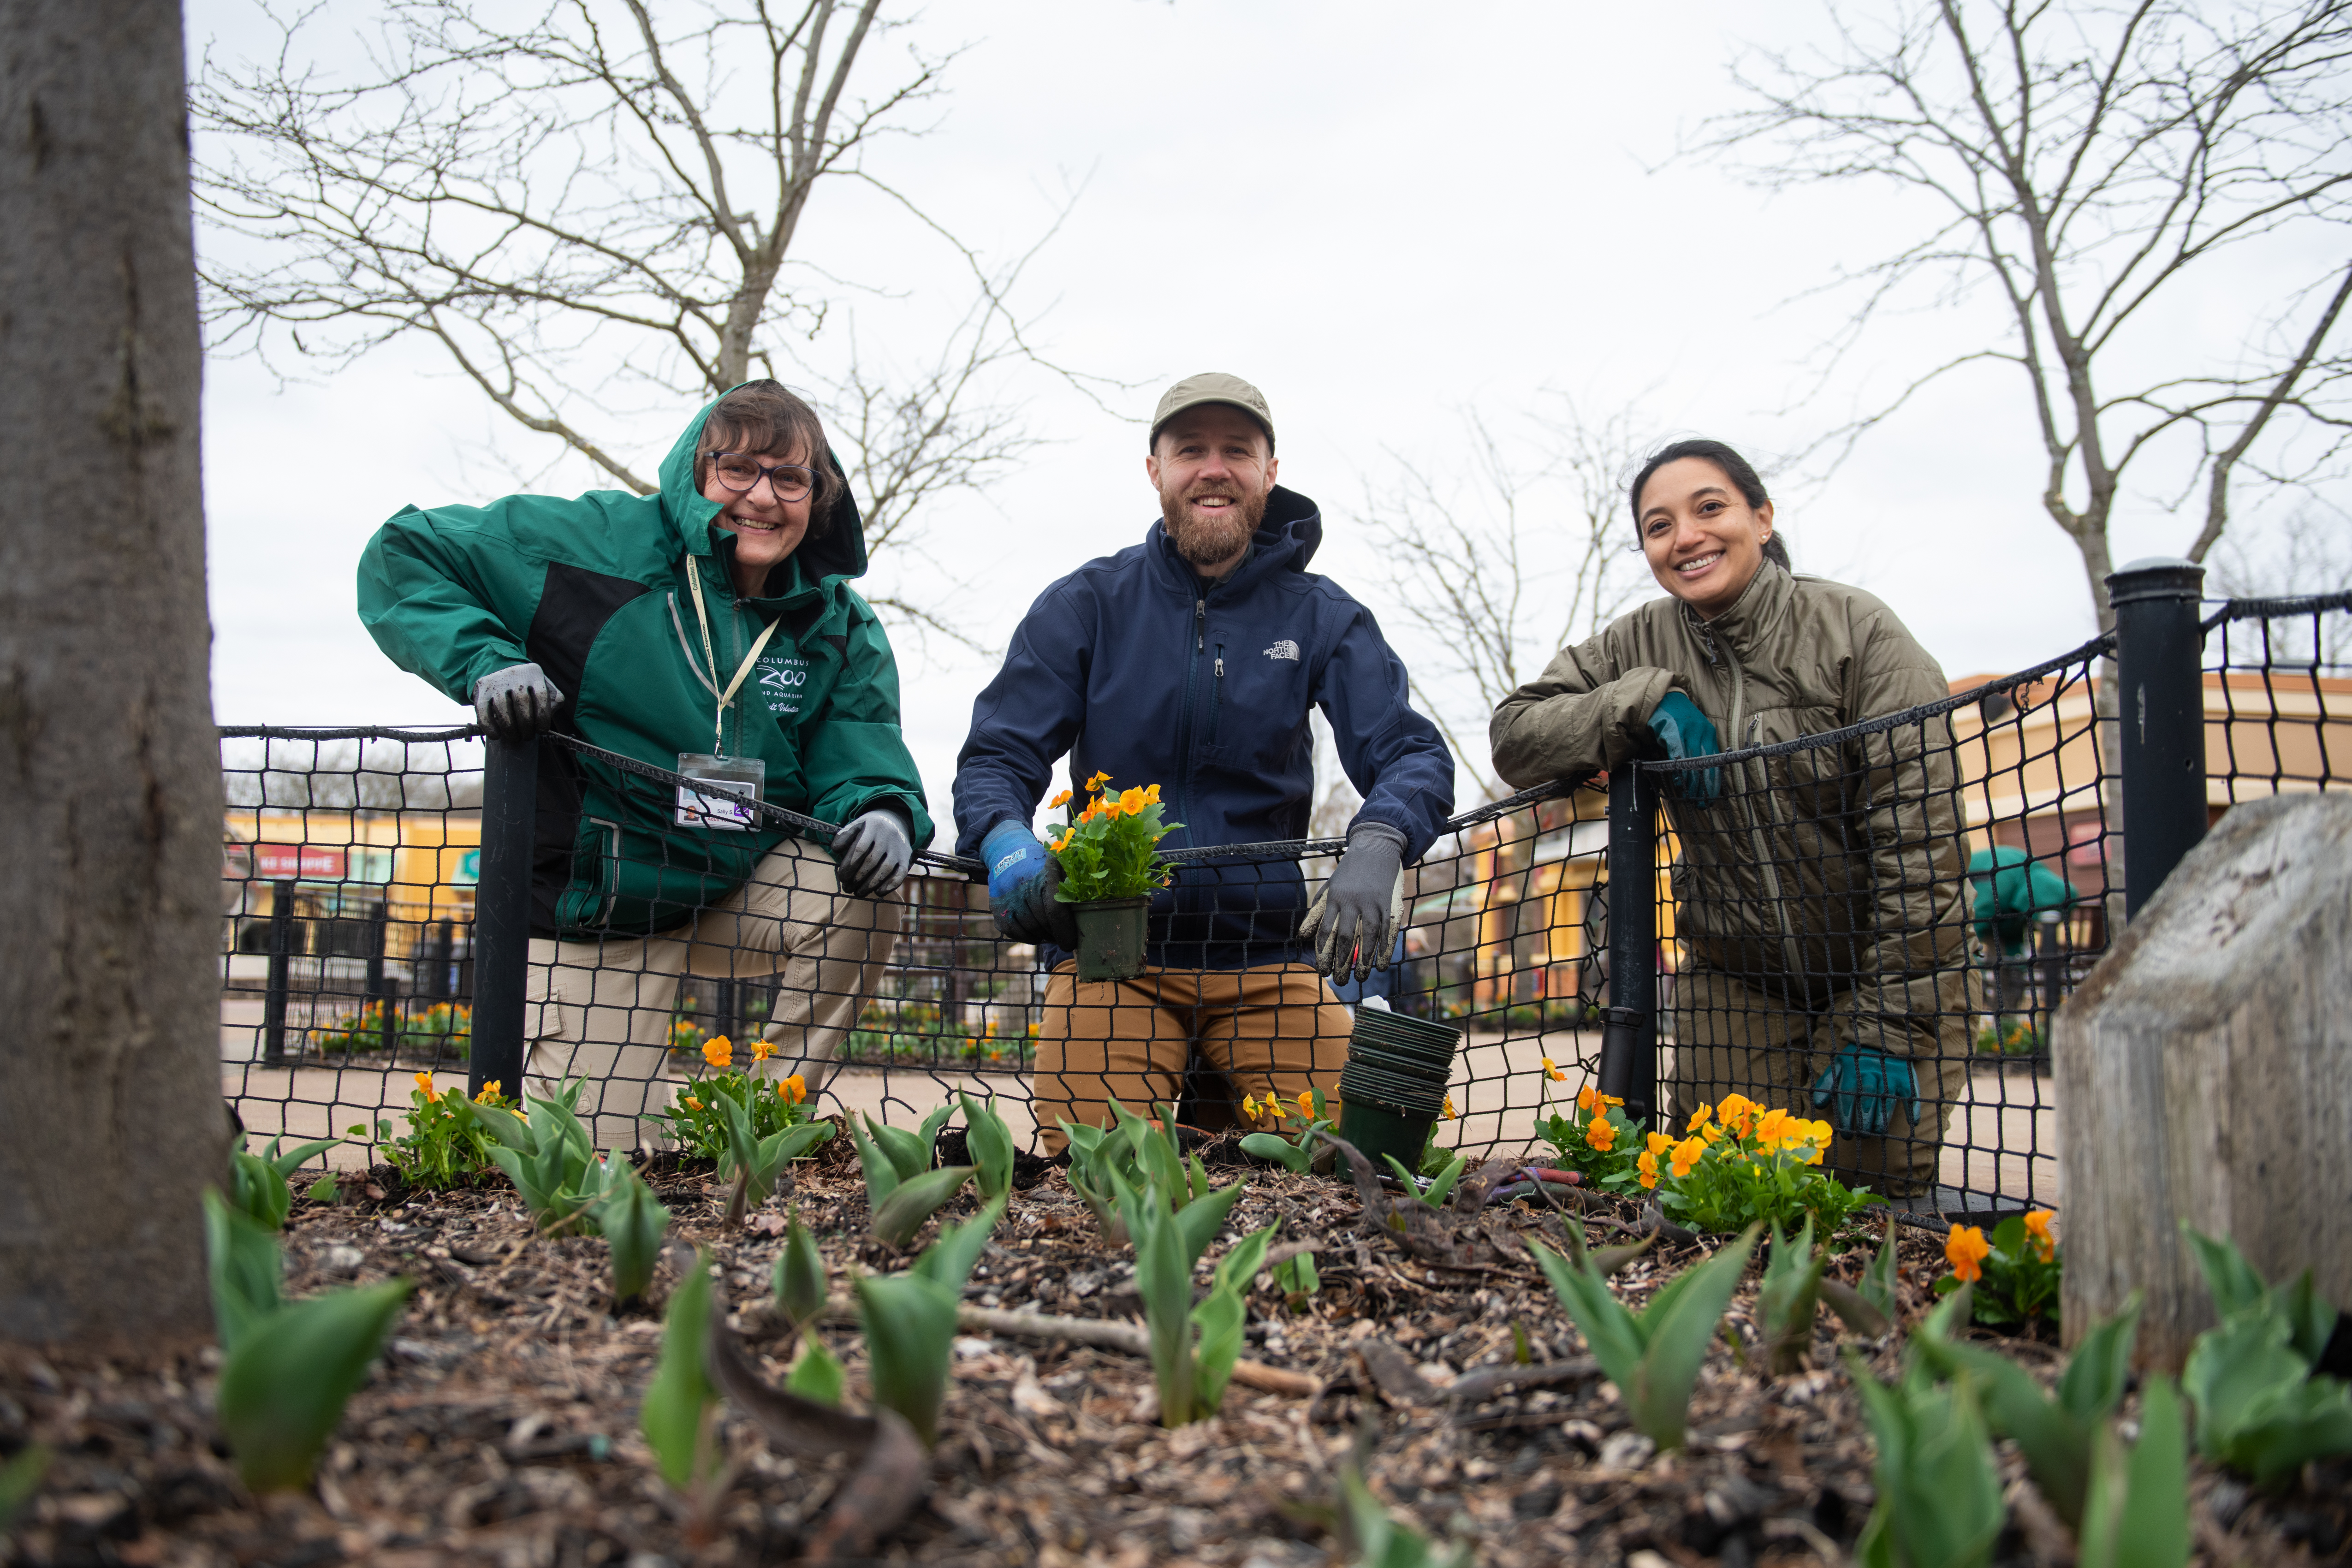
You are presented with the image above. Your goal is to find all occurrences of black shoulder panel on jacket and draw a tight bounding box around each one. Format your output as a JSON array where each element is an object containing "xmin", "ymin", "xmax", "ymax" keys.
[
  {"xmin": 526, "ymin": 562, "xmax": 653, "ymax": 701},
  {"xmin": 523, "ymin": 562, "xmax": 653, "ymax": 934}
]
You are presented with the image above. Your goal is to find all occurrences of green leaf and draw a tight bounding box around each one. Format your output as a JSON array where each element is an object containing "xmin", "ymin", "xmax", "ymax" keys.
[
  {"xmin": 845, "ymin": 1113, "xmax": 901, "ymax": 1204},
  {"xmin": 1529, "ymin": 1238, "xmax": 1644, "ymax": 1395},
  {"xmin": 1861, "ymin": 1217, "xmax": 1901, "ymax": 1319},
  {"xmin": 0, "ymin": 1443, "xmax": 52, "ymax": 1537},
  {"xmin": 1624, "ymin": 1226, "xmax": 1759, "ymax": 1450},
  {"xmin": 2184, "ymin": 1311, "xmax": 2352, "ymax": 1483},
  {"xmin": 1239, "ymin": 1133, "xmax": 1310, "ymax": 1172},
  {"xmin": 1849, "ymin": 1359, "xmax": 2004, "ymax": 1568},
  {"xmin": 960, "ymin": 1092, "xmax": 1015, "ymax": 1200},
  {"xmin": 1129, "ymin": 1180, "xmax": 1195, "ymax": 1426},
  {"xmin": 856, "ymin": 1273, "xmax": 958, "ymax": 1445},
  {"xmin": 1917, "ymin": 1330, "xmax": 2096, "ymax": 1529},
  {"xmin": 2181, "ymin": 1225, "xmax": 2270, "ymax": 1323},
  {"xmin": 203, "ymin": 1188, "xmax": 284, "ymax": 1354},
  {"xmin": 475, "ymin": 1100, "xmax": 537, "ymax": 1153},
  {"xmin": 1423, "ymin": 1152, "xmax": 1467, "ymax": 1208},
  {"xmin": 263, "ymin": 1136, "xmax": 342, "ymax": 1180},
  {"xmin": 1172, "ymin": 1180, "xmax": 1247, "ymax": 1267},
  {"xmin": 773, "ymin": 1213, "xmax": 828, "ymax": 1329},
  {"xmin": 784, "ymin": 1330, "xmax": 843, "ymax": 1407},
  {"xmin": 216, "ymin": 1279, "xmax": 412, "ymax": 1491},
  {"xmin": 303, "ymin": 1174, "xmax": 340, "ymax": 1206},
  {"xmin": 1758, "ymin": 1218, "xmax": 1825, "ymax": 1377},
  {"xmin": 2057, "ymin": 1292, "xmax": 2142, "ymax": 1425},
  {"xmin": 231, "ymin": 1150, "xmax": 292, "ymax": 1230},
  {"xmin": 1190, "ymin": 1283, "xmax": 1247, "ymax": 1418},
  {"xmin": 915, "ymin": 1196, "xmax": 1007, "ymax": 1294},
  {"xmin": 594, "ymin": 1164, "xmax": 669, "ymax": 1303},
  {"xmin": 640, "ymin": 1251, "xmax": 720, "ymax": 1491},
  {"xmin": 2276, "ymin": 1270, "xmax": 2339, "ymax": 1367},
  {"xmin": 871, "ymin": 1165, "xmax": 976, "ymax": 1248},
  {"xmin": 865, "ymin": 1115, "xmax": 932, "ymax": 1184},
  {"xmin": 2078, "ymin": 1375, "xmax": 2188, "ymax": 1568}
]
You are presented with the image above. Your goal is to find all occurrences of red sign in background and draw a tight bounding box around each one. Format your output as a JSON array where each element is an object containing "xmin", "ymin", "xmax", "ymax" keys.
[{"xmin": 250, "ymin": 844, "xmax": 347, "ymax": 880}]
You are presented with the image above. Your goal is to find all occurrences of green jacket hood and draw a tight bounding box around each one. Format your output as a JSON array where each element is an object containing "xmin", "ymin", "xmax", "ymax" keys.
[{"xmin": 659, "ymin": 384, "xmax": 870, "ymax": 588}]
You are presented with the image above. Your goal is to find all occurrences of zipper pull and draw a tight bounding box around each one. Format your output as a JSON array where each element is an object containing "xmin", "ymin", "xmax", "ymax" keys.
[
  {"xmin": 1215, "ymin": 654, "xmax": 1225, "ymax": 678},
  {"xmin": 1195, "ymin": 598, "xmax": 1206, "ymax": 652}
]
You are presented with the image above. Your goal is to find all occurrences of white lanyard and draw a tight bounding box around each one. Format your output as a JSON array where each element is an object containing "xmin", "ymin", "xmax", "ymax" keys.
[{"xmin": 683, "ymin": 553, "xmax": 780, "ymax": 756}]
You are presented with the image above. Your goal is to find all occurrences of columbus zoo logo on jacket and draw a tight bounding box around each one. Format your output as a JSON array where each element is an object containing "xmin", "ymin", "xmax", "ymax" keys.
[{"xmin": 759, "ymin": 655, "xmax": 809, "ymax": 714}]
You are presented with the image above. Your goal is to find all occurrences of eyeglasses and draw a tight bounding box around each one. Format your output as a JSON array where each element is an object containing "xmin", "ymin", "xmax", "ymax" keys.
[{"xmin": 706, "ymin": 452, "xmax": 815, "ymax": 502}]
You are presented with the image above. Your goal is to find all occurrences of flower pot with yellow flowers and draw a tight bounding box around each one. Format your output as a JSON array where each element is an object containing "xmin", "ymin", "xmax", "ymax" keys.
[{"xmin": 1045, "ymin": 773, "xmax": 1181, "ymax": 981}]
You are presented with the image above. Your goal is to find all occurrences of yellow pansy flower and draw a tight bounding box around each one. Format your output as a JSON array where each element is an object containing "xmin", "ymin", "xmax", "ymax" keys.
[
  {"xmin": 750, "ymin": 1037, "xmax": 775, "ymax": 1062},
  {"xmin": 1670, "ymin": 1136, "xmax": 1706, "ymax": 1178},
  {"xmin": 702, "ymin": 1036, "xmax": 733, "ymax": 1070},
  {"xmin": 2023, "ymin": 1210, "xmax": 2056, "ymax": 1263},
  {"xmin": 413, "ymin": 1071, "xmax": 435, "ymax": 1097},
  {"xmin": 1441, "ymin": 1094, "xmax": 1457, "ymax": 1121},
  {"xmin": 1586, "ymin": 1114, "xmax": 1616, "ymax": 1152},
  {"xmin": 1540, "ymin": 1057, "xmax": 1568, "ymax": 1083},
  {"xmin": 1947, "ymin": 1225, "xmax": 1991, "ymax": 1283},
  {"xmin": 474, "ymin": 1080, "xmax": 501, "ymax": 1103},
  {"xmin": 1636, "ymin": 1149, "xmax": 1660, "ymax": 1189},
  {"xmin": 782, "ymin": 1074, "xmax": 807, "ymax": 1105}
]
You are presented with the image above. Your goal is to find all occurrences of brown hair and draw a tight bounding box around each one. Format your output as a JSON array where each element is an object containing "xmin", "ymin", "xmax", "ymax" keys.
[
  {"xmin": 1629, "ymin": 438, "xmax": 1791, "ymax": 571},
  {"xmin": 695, "ymin": 380, "xmax": 843, "ymax": 537}
]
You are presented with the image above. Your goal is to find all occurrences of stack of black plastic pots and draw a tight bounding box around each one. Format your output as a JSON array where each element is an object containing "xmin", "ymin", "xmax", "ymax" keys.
[{"xmin": 1336, "ymin": 1008, "xmax": 1463, "ymax": 1172}]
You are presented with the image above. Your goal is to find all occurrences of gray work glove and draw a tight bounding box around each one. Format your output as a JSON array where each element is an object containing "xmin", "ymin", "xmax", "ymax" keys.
[
  {"xmin": 472, "ymin": 662, "xmax": 564, "ymax": 740},
  {"xmin": 1299, "ymin": 822, "xmax": 1408, "ymax": 984},
  {"xmin": 831, "ymin": 807, "xmax": 913, "ymax": 900}
]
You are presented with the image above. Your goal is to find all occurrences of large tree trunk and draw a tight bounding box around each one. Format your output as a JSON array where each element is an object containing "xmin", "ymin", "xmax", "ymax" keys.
[{"xmin": 0, "ymin": 0, "xmax": 228, "ymax": 1342}]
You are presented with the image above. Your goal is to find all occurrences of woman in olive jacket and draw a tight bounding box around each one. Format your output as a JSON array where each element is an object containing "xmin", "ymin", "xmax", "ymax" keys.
[{"xmin": 1489, "ymin": 440, "xmax": 1968, "ymax": 1198}]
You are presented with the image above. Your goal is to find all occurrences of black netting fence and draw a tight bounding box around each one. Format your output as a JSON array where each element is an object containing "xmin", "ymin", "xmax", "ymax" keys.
[{"xmin": 219, "ymin": 587, "xmax": 2348, "ymax": 1219}]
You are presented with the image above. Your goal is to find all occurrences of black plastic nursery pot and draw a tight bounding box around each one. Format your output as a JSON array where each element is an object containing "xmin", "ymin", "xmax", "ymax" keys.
[
  {"xmin": 1070, "ymin": 897, "xmax": 1150, "ymax": 981},
  {"xmin": 1335, "ymin": 1093, "xmax": 1437, "ymax": 1175}
]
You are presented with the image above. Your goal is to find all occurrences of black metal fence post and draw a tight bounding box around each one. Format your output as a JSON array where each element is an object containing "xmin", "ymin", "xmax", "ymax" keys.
[
  {"xmin": 1597, "ymin": 765, "xmax": 1660, "ymax": 1122},
  {"xmin": 367, "ymin": 904, "xmax": 395, "ymax": 1056},
  {"xmin": 469, "ymin": 734, "xmax": 536, "ymax": 1100},
  {"xmin": 2035, "ymin": 909, "xmax": 2064, "ymax": 1046},
  {"xmin": 262, "ymin": 879, "xmax": 296, "ymax": 1068},
  {"xmin": 2108, "ymin": 557, "xmax": 2209, "ymax": 919}
]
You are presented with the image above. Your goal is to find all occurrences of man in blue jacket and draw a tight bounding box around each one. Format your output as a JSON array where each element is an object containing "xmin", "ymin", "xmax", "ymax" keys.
[{"xmin": 953, "ymin": 373, "xmax": 1454, "ymax": 1149}]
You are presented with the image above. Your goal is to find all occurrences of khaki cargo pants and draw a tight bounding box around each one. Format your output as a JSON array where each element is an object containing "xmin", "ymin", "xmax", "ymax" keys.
[
  {"xmin": 1033, "ymin": 962, "xmax": 1356, "ymax": 1154},
  {"xmin": 1666, "ymin": 968, "xmax": 1969, "ymax": 1198},
  {"xmin": 524, "ymin": 836, "xmax": 901, "ymax": 1150}
]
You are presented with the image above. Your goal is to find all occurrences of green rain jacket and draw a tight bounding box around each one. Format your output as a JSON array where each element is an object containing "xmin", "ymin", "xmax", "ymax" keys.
[
  {"xmin": 358, "ymin": 391, "xmax": 934, "ymax": 938},
  {"xmin": 1965, "ymin": 846, "xmax": 2078, "ymax": 956}
]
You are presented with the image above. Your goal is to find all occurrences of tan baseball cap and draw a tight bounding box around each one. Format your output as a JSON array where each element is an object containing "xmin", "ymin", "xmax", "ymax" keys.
[{"xmin": 1149, "ymin": 372, "xmax": 1275, "ymax": 449}]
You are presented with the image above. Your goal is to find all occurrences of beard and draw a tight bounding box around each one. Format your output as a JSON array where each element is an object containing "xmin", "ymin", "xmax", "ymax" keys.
[{"xmin": 1159, "ymin": 482, "xmax": 1266, "ymax": 570}]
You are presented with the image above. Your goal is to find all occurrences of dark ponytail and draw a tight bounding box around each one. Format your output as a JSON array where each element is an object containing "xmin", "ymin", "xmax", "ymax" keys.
[{"xmin": 1630, "ymin": 438, "xmax": 1790, "ymax": 570}]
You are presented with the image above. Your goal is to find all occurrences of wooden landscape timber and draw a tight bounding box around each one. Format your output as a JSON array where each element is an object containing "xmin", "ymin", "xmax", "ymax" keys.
[{"xmin": 2056, "ymin": 792, "xmax": 2352, "ymax": 1368}]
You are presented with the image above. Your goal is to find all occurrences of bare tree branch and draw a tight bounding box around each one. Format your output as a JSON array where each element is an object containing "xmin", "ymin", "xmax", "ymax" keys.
[
  {"xmin": 1694, "ymin": 0, "xmax": 2352, "ymax": 628},
  {"xmin": 190, "ymin": 0, "xmax": 1081, "ymax": 641},
  {"xmin": 1357, "ymin": 394, "xmax": 1658, "ymax": 803}
]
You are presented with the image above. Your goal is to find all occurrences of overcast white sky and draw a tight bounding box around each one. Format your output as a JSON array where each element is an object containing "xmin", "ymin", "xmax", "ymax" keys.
[{"xmin": 188, "ymin": 0, "xmax": 2343, "ymax": 832}]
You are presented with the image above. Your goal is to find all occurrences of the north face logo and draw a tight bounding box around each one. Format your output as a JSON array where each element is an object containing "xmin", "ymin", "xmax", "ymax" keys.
[{"xmin": 1262, "ymin": 639, "xmax": 1300, "ymax": 662}]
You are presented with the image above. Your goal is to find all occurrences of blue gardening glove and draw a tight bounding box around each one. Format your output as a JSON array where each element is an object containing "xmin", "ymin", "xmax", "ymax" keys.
[
  {"xmin": 830, "ymin": 808, "xmax": 912, "ymax": 900},
  {"xmin": 982, "ymin": 819, "xmax": 1076, "ymax": 946},
  {"xmin": 1299, "ymin": 823, "xmax": 1407, "ymax": 983},
  {"xmin": 1810, "ymin": 1042, "xmax": 1925, "ymax": 1138},
  {"xmin": 1645, "ymin": 690, "xmax": 1720, "ymax": 803}
]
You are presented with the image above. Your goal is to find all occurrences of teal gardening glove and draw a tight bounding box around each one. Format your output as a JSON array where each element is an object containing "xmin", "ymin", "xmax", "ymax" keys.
[
  {"xmin": 1645, "ymin": 690, "xmax": 1721, "ymax": 803},
  {"xmin": 1810, "ymin": 1042, "xmax": 1925, "ymax": 1138}
]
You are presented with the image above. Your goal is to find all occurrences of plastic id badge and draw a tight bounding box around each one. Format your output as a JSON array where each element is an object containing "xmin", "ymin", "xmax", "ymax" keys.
[{"xmin": 675, "ymin": 754, "xmax": 766, "ymax": 831}]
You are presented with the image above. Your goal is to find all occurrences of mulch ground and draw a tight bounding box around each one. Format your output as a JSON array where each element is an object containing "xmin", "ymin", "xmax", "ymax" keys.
[{"xmin": 5, "ymin": 1122, "xmax": 2347, "ymax": 1568}]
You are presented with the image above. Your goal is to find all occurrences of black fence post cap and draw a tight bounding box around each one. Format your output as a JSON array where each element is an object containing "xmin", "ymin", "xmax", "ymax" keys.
[{"xmin": 2106, "ymin": 556, "xmax": 2205, "ymax": 606}]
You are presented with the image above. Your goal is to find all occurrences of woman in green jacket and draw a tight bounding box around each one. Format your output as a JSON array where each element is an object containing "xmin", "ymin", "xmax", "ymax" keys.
[
  {"xmin": 360, "ymin": 381, "xmax": 933, "ymax": 1148},
  {"xmin": 1489, "ymin": 439, "xmax": 1969, "ymax": 1199}
]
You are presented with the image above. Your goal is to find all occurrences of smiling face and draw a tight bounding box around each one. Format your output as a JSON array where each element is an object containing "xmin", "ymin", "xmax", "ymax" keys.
[
  {"xmin": 1146, "ymin": 403, "xmax": 1278, "ymax": 578},
  {"xmin": 701, "ymin": 440, "xmax": 813, "ymax": 595},
  {"xmin": 1636, "ymin": 457, "xmax": 1776, "ymax": 618}
]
